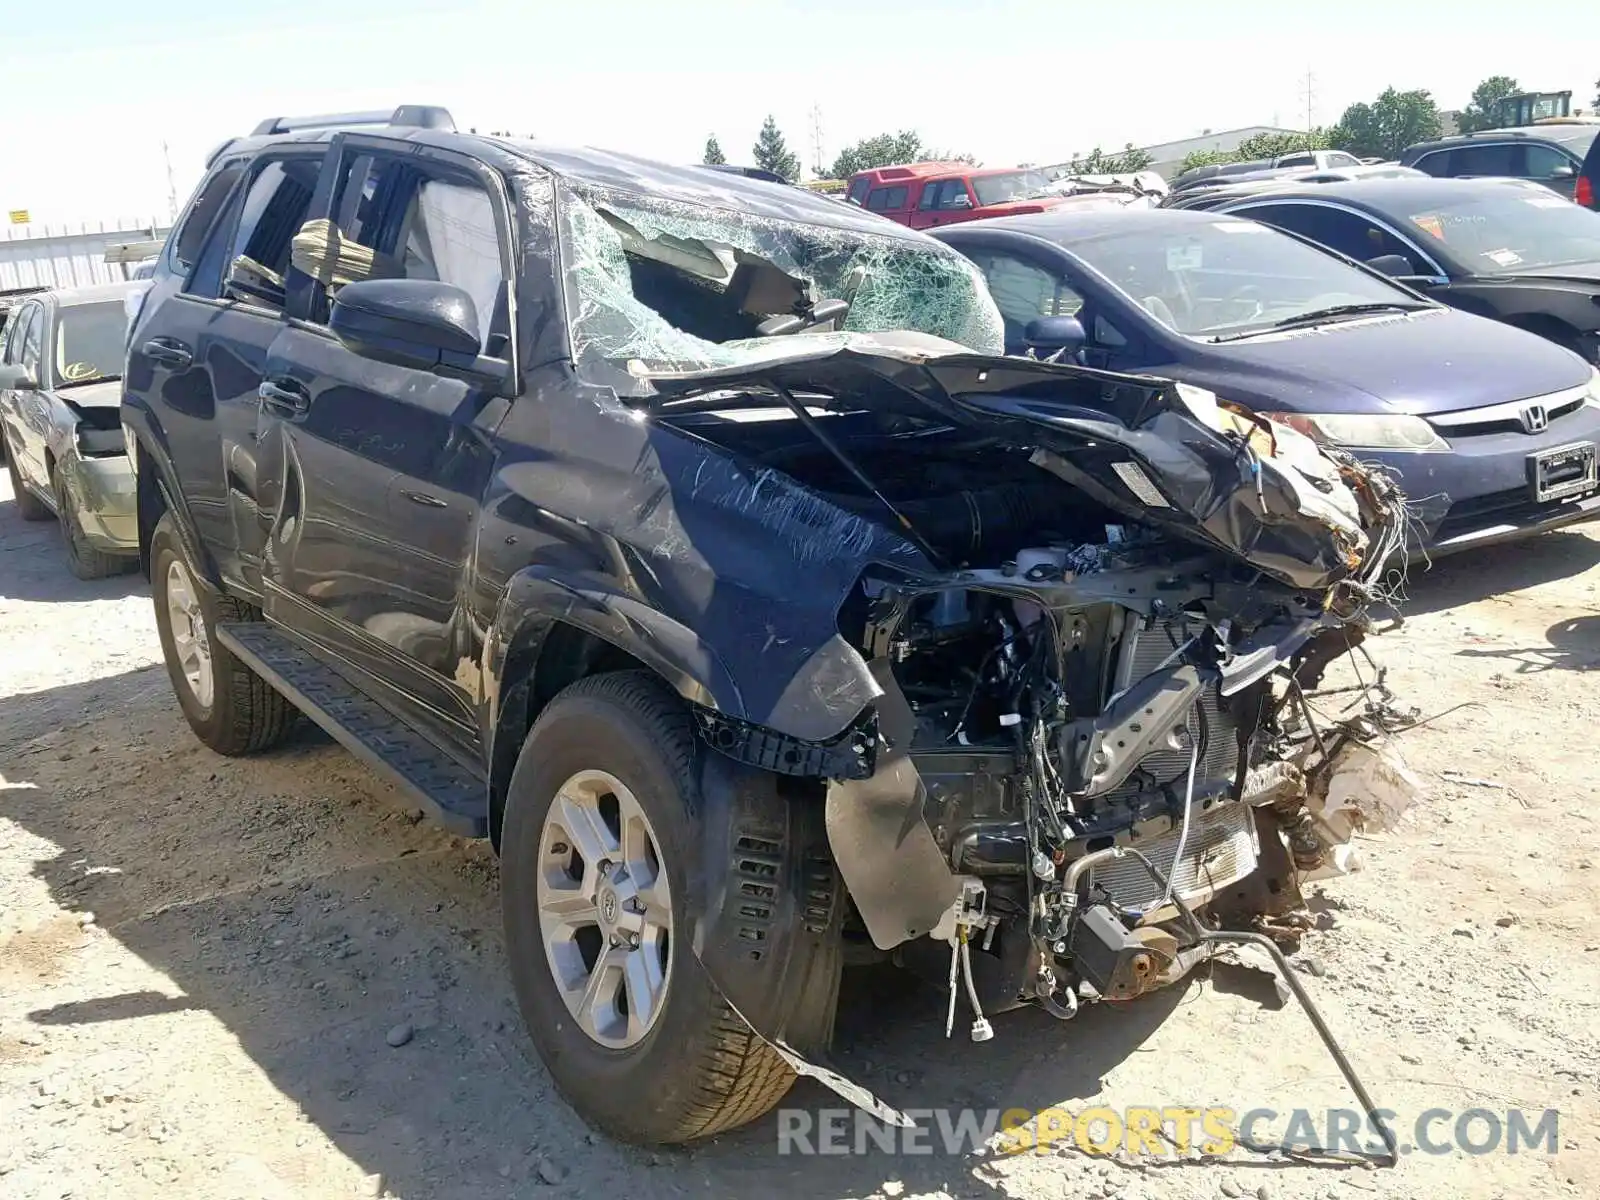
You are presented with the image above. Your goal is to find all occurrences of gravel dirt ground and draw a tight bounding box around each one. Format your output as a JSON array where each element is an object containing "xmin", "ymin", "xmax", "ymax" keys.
[{"xmin": 4, "ymin": 468, "xmax": 1600, "ymax": 1200}]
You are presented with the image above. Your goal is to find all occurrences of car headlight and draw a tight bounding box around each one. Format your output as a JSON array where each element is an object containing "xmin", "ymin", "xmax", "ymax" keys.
[{"xmin": 1264, "ymin": 411, "xmax": 1450, "ymax": 452}]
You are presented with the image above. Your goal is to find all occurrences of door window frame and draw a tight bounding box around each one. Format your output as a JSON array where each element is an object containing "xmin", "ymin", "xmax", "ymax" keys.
[
  {"xmin": 181, "ymin": 146, "xmax": 331, "ymax": 319},
  {"xmin": 1226, "ymin": 198, "xmax": 1449, "ymax": 281},
  {"xmin": 313, "ymin": 132, "xmax": 522, "ymax": 398}
]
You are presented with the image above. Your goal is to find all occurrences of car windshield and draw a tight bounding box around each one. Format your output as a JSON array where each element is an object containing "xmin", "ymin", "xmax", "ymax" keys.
[
  {"xmin": 556, "ymin": 185, "xmax": 1005, "ymax": 393},
  {"xmin": 974, "ymin": 170, "xmax": 1053, "ymax": 206},
  {"xmin": 1402, "ymin": 187, "xmax": 1600, "ymax": 274},
  {"xmin": 1064, "ymin": 219, "xmax": 1419, "ymax": 338},
  {"xmin": 54, "ymin": 301, "xmax": 127, "ymax": 386}
]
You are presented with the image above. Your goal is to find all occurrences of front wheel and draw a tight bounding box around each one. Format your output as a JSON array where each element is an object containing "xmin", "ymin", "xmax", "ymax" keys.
[
  {"xmin": 150, "ymin": 513, "xmax": 297, "ymax": 755},
  {"xmin": 55, "ymin": 472, "xmax": 130, "ymax": 580},
  {"xmin": 500, "ymin": 672, "xmax": 799, "ymax": 1144}
]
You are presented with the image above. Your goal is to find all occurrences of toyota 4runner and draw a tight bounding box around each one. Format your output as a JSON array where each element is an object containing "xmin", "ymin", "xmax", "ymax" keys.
[{"xmin": 123, "ymin": 105, "xmax": 1411, "ymax": 1147}]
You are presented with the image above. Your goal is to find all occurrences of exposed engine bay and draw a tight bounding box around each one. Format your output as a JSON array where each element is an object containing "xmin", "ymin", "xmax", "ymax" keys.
[{"xmin": 638, "ymin": 332, "xmax": 1414, "ymax": 1152}]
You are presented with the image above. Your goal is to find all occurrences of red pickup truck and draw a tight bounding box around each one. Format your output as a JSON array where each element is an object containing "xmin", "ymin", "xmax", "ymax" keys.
[{"xmin": 845, "ymin": 162, "xmax": 1086, "ymax": 228}]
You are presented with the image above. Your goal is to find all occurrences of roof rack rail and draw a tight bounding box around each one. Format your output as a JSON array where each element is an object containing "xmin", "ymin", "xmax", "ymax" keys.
[{"xmin": 250, "ymin": 105, "xmax": 456, "ymax": 137}]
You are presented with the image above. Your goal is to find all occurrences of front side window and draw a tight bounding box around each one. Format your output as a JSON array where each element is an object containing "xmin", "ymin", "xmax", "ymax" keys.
[
  {"xmin": 19, "ymin": 305, "xmax": 44, "ymax": 370},
  {"xmin": 53, "ymin": 302, "xmax": 127, "ymax": 386},
  {"xmin": 1403, "ymin": 185, "xmax": 1600, "ymax": 274},
  {"xmin": 1061, "ymin": 216, "xmax": 1420, "ymax": 338},
  {"xmin": 1241, "ymin": 203, "xmax": 1420, "ymax": 266},
  {"xmin": 919, "ymin": 180, "xmax": 972, "ymax": 211},
  {"xmin": 309, "ymin": 151, "xmax": 509, "ymax": 353},
  {"xmin": 847, "ymin": 177, "xmax": 871, "ymax": 205},
  {"xmin": 1523, "ymin": 144, "xmax": 1575, "ymax": 179},
  {"xmin": 553, "ymin": 183, "xmax": 1004, "ymax": 392}
]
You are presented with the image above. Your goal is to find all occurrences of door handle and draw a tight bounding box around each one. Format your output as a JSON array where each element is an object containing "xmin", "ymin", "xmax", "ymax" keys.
[
  {"xmin": 143, "ymin": 338, "xmax": 193, "ymax": 370},
  {"xmin": 258, "ymin": 378, "xmax": 311, "ymax": 417},
  {"xmin": 399, "ymin": 490, "xmax": 449, "ymax": 509}
]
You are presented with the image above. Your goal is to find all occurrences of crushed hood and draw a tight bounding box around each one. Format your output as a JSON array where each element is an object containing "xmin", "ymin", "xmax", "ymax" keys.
[
  {"xmin": 53, "ymin": 379, "xmax": 122, "ymax": 409},
  {"xmin": 641, "ymin": 334, "xmax": 1403, "ymax": 591}
]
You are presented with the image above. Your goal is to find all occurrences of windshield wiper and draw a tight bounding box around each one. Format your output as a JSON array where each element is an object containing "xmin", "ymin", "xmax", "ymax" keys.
[
  {"xmin": 1209, "ymin": 303, "xmax": 1426, "ymax": 343},
  {"xmin": 58, "ymin": 374, "xmax": 121, "ymax": 388}
]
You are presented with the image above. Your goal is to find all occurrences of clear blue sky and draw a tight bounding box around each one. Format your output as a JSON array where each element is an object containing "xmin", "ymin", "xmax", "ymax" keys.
[{"xmin": 3, "ymin": 0, "xmax": 1594, "ymax": 223}]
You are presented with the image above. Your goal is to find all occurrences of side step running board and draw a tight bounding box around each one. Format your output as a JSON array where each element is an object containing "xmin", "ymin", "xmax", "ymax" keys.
[{"xmin": 216, "ymin": 622, "xmax": 488, "ymax": 837}]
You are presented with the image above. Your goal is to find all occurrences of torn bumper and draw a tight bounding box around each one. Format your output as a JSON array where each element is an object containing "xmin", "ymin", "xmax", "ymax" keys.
[{"xmin": 61, "ymin": 452, "xmax": 137, "ymax": 553}]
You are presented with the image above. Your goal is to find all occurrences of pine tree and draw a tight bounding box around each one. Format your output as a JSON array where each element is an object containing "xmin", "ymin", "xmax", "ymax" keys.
[
  {"xmin": 751, "ymin": 115, "xmax": 800, "ymax": 181},
  {"xmin": 703, "ymin": 135, "xmax": 726, "ymax": 165}
]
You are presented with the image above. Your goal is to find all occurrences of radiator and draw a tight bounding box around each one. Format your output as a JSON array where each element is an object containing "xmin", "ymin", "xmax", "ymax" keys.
[{"xmin": 1088, "ymin": 801, "xmax": 1258, "ymax": 910}]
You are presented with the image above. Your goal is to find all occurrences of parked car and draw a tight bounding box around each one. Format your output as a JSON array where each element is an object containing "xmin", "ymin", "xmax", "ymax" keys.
[
  {"xmin": 125, "ymin": 105, "xmax": 1403, "ymax": 1145},
  {"xmin": 844, "ymin": 161, "xmax": 1093, "ymax": 228},
  {"xmin": 1399, "ymin": 123, "xmax": 1600, "ymax": 207},
  {"xmin": 1163, "ymin": 164, "xmax": 1426, "ymax": 208},
  {"xmin": 1169, "ymin": 148, "xmax": 1366, "ymax": 193},
  {"xmin": 932, "ymin": 207, "xmax": 1600, "ymax": 558},
  {"xmin": 0, "ymin": 282, "xmax": 141, "ymax": 577},
  {"xmin": 1198, "ymin": 177, "xmax": 1600, "ymax": 363}
]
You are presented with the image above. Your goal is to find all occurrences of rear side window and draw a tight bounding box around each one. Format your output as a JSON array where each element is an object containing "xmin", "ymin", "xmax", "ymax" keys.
[
  {"xmin": 865, "ymin": 186, "xmax": 907, "ymax": 212},
  {"xmin": 171, "ymin": 164, "xmax": 245, "ymax": 272},
  {"xmin": 1411, "ymin": 149, "xmax": 1452, "ymax": 177},
  {"xmin": 847, "ymin": 177, "xmax": 870, "ymax": 205},
  {"xmin": 1447, "ymin": 143, "xmax": 1519, "ymax": 177}
]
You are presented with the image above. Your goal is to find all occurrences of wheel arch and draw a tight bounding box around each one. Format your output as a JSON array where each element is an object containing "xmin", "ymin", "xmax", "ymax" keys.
[{"xmin": 483, "ymin": 567, "xmax": 748, "ymax": 848}]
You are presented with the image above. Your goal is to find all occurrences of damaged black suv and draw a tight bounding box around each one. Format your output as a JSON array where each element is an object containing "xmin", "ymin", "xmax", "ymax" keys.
[{"xmin": 123, "ymin": 105, "xmax": 1407, "ymax": 1145}]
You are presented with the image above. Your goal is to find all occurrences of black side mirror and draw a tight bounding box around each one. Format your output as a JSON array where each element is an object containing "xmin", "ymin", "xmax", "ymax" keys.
[
  {"xmin": 1364, "ymin": 253, "xmax": 1415, "ymax": 278},
  {"xmin": 0, "ymin": 364, "xmax": 38, "ymax": 391},
  {"xmin": 330, "ymin": 279, "xmax": 482, "ymax": 372},
  {"xmin": 1023, "ymin": 315, "xmax": 1086, "ymax": 357}
]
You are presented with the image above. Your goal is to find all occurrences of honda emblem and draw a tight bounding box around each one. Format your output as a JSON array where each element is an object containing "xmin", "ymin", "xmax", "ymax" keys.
[{"xmin": 1520, "ymin": 403, "xmax": 1549, "ymax": 434}]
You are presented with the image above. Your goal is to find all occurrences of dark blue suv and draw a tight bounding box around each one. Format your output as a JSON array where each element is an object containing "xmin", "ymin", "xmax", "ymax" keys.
[
  {"xmin": 934, "ymin": 207, "xmax": 1600, "ymax": 556},
  {"xmin": 122, "ymin": 107, "xmax": 1408, "ymax": 1147}
]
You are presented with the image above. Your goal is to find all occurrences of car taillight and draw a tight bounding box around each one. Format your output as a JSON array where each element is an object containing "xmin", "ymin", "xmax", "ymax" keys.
[{"xmin": 1578, "ymin": 174, "xmax": 1594, "ymax": 208}]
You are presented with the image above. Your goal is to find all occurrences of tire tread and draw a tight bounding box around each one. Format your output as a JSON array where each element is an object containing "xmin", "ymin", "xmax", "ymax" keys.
[{"xmin": 529, "ymin": 671, "xmax": 797, "ymax": 1142}]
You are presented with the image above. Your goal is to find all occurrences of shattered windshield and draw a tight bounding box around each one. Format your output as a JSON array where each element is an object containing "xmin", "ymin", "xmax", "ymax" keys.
[{"xmin": 556, "ymin": 185, "xmax": 1004, "ymax": 391}]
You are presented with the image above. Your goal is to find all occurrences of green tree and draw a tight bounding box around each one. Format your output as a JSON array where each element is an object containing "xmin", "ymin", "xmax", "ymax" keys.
[
  {"xmin": 1329, "ymin": 88, "xmax": 1442, "ymax": 160},
  {"xmin": 702, "ymin": 135, "xmax": 726, "ymax": 165},
  {"xmin": 1177, "ymin": 129, "xmax": 1330, "ymax": 175},
  {"xmin": 1065, "ymin": 143, "xmax": 1154, "ymax": 174},
  {"xmin": 1234, "ymin": 128, "xmax": 1330, "ymax": 160},
  {"xmin": 752, "ymin": 115, "xmax": 800, "ymax": 181},
  {"xmin": 822, "ymin": 131, "xmax": 977, "ymax": 179},
  {"xmin": 1458, "ymin": 76, "xmax": 1520, "ymax": 133},
  {"xmin": 1593, "ymin": 78, "xmax": 1599, "ymax": 110},
  {"xmin": 825, "ymin": 131, "xmax": 925, "ymax": 178}
]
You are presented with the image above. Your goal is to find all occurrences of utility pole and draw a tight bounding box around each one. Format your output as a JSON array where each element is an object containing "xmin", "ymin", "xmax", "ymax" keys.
[
  {"xmin": 808, "ymin": 103, "xmax": 825, "ymax": 179},
  {"xmin": 1300, "ymin": 68, "xmax": 1318, "ymax": 135},
  {"xmin": 162, "ymin": 140, "xmax": 179, "ymax": 222}
]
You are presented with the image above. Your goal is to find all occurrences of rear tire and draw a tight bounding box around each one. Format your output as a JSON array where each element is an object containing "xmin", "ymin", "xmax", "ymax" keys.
[
  {"xmin": 55, "ymin": 473, "xmax": 129, "ymax": 580},
  {"xmin": 501, "ymin": 671, "xmax": 798, "ymax": 1144},
  {"xmin": 150, "ymin": 513, "xmax": 296, "ymax": 755},
  {"xmin": 4, "ymin": 435, "xmax": 50, "ymax": 521}
]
